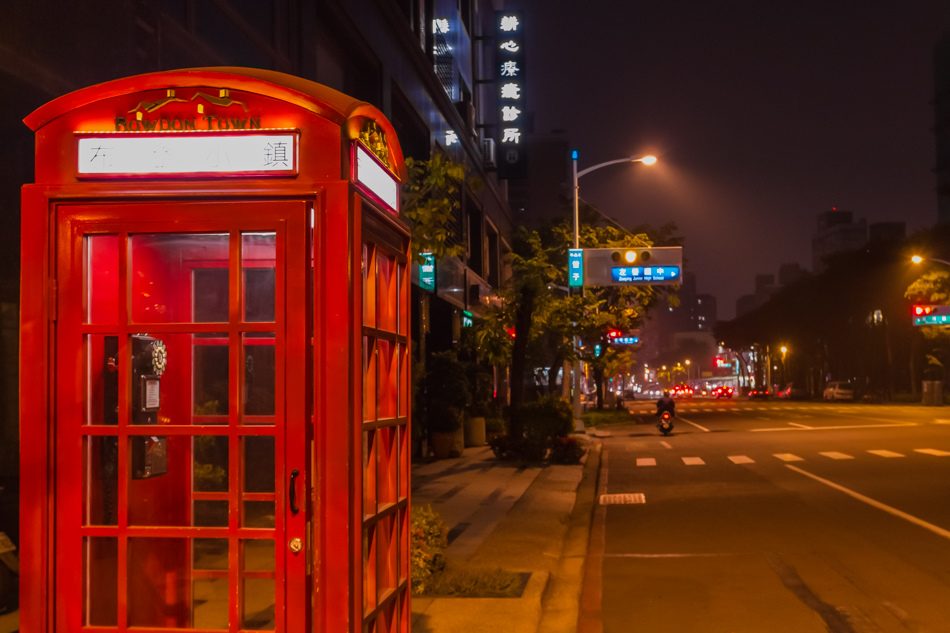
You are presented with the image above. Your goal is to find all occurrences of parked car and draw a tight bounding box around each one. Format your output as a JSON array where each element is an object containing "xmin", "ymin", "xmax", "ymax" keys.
[
  {"xmin": 713, "ymin": 386, "xmax": 734, "ymax": 399},
  {"xmin": 823, "ymin": 381, "xmax": 854, "ymax": 401},
  {"xmin": 777, "ymin": 383, "xmax": 807, "ymax": 400},
  {"xmin": 747, "ymin": 388, "xmax": 770, "ymax": 400}
]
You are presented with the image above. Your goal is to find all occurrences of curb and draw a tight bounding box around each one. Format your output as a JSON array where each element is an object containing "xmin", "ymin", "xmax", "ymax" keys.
[{"xmin": 537, "ymin": 437, "xmax": 603, "ymax": 633}]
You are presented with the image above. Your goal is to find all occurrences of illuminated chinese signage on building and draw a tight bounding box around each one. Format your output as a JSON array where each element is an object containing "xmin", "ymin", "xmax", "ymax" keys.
[
  {"xmin": 495, "ymin": 11, "xmax": 526, "ymax": 179},
  {"xmin": 77, "ymin": 132, "xmax": 298, "ymax": 176}
]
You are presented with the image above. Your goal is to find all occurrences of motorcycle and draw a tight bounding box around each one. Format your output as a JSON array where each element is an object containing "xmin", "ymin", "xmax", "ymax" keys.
[{"xmin": 656, "ymin": 409, "xmax": 674, "ymax": 436}]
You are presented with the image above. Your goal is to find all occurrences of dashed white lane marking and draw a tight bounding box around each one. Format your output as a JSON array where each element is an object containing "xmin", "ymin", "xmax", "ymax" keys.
[
  {"xmin": 703, "ymin": 408, "xmax": 714, "ymax": 412},
  {"xmin": 682, "ymin": 457, "xmax": 705, "ymax": 465},
  {"xmin": 789, "ymin": 422, "xmax": 811, "ymax": 429},
  {"xmin": 774, "ymin": 453, "xmax": 804, "ymax": 462},
  {"xmin": 636, "ymin": 457, "xmax": 657, "ymax": 467},
  {"xmin": 660, "ymin": 441, "xmax": 672, "ymax": 449},
  {"xmin": 820, "ymin": 451, "xmax": 854, "ymax": 460},
  {"xmin": 753, "ymin": 423, "xmax": 917, "ymax": 432},
  {"xmin": 787, "ymin": 465, "xmax": 950, "ymax": 541},
  {"xmin": 935, "ymin": 419, "xmax": 950, "ymax": 425},
  {"xmin": 868, "ymin": 450, "xmax": 904, "ymax": 458},
  {"xmin": 915, "ymin": 448, "xmax": 950, "ymax": 456},
  {"xmin": 728, "ymin": 455, "xmax": 755, "ymax": 464}
]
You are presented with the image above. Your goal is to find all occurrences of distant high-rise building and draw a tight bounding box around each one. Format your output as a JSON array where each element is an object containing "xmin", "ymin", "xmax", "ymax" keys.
[
  {"xmin": 936, "ymin": 32, "xmax": 950, "ymax": 225},
  {"xmin": 811, "ymin": 209, "xmax": 867, "ymax": 273}
]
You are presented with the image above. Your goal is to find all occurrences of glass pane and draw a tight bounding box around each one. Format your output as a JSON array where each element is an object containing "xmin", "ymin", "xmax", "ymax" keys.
[
  {"xmin": 377, "ymin": 251, "xmax": 395, "ymax": 332},
  {"xmin": 398, "ymin": 262, "xmax": 408, "ymax": 336},
  {"xmin": 363, "ymin": 336, "xmax": 377, "ymax": 422},
  {"xmin": 84, "ymin": 435, "xmax": 118, "ymax": 526},
  {"xmin": 244, "ymin": 436, "xmax": 275, "ymax": 493},
  {"xmin": 194, "ymin": 338, "xmax": 229, "ymax": 420},
  {"xmin": 128, "ymin": 435, "xmax": 188, "ymax": 527},
  {"xmin": 193, "ymin": 578, "xmax": 229, "ymax": 630},
  {"xmin": 242, "ymin": 578, "xmax": 275, "ymax": 630},
  {"xmin": 194, "ymin": 538, "xmax": 228, "ymax": 570},
  {"xmin": 244, "ymin": 501, "xmax": 276, "ymax": 529},
  {"xmin": 363, "ymin": 243, "xmax": 376, "ymax": 327},
  {"xmin": 194, "ymin": 500, "xmax": 229, "ymax": 527},
  {"xmin": 85, "ymin": 334, "xmax": 117, "ymax": 426},
  {"xmin": 83, "ymin": 537, "xmax": 117, "ymax": 626},
  {"xmin": 243, "ymin": 539, "xmax": 275, "ymax": 571},
  {"xmin": 243, "ymin": 232, "xmax": 276, "ymax": 323},
  {"xmin": 128, "ymin": 538, "xmax": 190, "ymax": 628},
  {"xmin": 379, "ymin": 340, "xmax": 396, "ymax": 420},
  {"xmin": 193, "ymin": 267, "xmax": 229, "ymax": 322},
  {"xmin": 85, "ymin": 235, "xmax": 119, "ymax": 324},
  {"xmin": 130, "ymin": 233, "xmax": 229, "ymax": 323},
  {"xmin": 194, "ymin": 435, "xmax": 229, "ymax": 492},
  {"xmin": 244, "ymin": 335, "xmax": 275, "ymax": 419}
]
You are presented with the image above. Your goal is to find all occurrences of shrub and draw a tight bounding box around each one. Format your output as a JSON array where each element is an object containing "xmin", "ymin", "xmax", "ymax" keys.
[
  {"xmin": 549, "ymin": 436, "xmax": 585, "ymax": 464},
  {"xmin": 410, "ymin": 505, "xmax": 448, "ymax": 594},
  {"xmin": 424, "ymin": 567, "xmax": 524, "ymax": 597},
  {"xmin": 514, "ymin": 395, "xmax": 573, "ymax": 442}
]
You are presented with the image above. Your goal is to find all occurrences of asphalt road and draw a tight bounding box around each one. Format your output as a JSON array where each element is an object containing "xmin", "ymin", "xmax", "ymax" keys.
[{"xmin": 588, "ymin": 399, "xmax": 950, "ymax": 633}]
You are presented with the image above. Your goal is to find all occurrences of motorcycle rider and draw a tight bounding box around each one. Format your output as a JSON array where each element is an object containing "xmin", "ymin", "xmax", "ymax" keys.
[{"xmin": 656, "ymin": 390, "xmax": 676, "ymax": 417}]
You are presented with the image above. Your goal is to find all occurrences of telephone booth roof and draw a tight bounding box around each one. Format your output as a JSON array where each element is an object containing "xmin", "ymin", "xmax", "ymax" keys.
[{"xmin": 24, "ymin": 66, "xmax": 406, "ymax": 185}]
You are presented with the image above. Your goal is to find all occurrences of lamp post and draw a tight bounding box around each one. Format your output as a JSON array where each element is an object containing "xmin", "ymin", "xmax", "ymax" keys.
[{"xmin": 570, "ymin": 151, "xmax": 657, "ymax": 430}]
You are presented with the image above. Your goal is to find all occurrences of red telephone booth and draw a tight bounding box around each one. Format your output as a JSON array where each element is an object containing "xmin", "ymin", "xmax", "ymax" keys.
[{"xmin": 20, "ymin": 68, "xmax": 412, "ymax": 633}]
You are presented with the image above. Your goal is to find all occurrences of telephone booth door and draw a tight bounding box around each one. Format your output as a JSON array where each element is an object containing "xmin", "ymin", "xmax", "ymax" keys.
[{"xmin": 54, "ymin": 199, "xmax": 311, "ymax": 632}]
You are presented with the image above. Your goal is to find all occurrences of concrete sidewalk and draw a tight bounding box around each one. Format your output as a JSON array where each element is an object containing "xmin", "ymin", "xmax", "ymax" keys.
[{"xmin": 410, "ymin": 437, "xmax": 601, "ymax": 633}]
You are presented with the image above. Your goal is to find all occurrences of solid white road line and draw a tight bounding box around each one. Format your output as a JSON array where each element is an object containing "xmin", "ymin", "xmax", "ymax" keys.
[
  {"xmin": 915, "ymin": 448, "xmax": 950, "ymax": 456},
  {"xmin": 753, "ymin": 423, "xmax": 917, "ymax": 432},
  {"xmin": 787, "ymin": 464, "xmax": 950, "ymax": 542},
  {"xmin": 820, "ymin": 451, "xmax": 854, "ymax": 460},
  {"xmin": 788, "ymin": 422, "xmax": 811, "ymax": 429},
  {"xmin": 636, "ymin": 457, "xmax": 657, "ymax": 467},
  {"xmin": 868, "ymin": 450, "xmax": 904, "ymax": 458},
  {"xmin": 728, "ymin": 455, "xmax": 755, "ymax": 464},
  {"xmin": 682, "ymin": 457, "xmax": 705, "ymax": 465},
  {"xmin": 774, "ymin": 453, "xmax": 804, "ymax": 462}
]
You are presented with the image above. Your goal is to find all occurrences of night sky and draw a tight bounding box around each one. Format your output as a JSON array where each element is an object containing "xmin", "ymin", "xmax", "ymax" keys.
[{"xmin": 509, "ymin": 0, "xmax": 950, "ymax": 320}]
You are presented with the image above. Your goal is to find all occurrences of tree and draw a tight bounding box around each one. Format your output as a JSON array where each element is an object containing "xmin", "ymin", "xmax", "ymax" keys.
[{"xmin": 401, "ymin": 152, "xmax": 469, "ymax": 263}]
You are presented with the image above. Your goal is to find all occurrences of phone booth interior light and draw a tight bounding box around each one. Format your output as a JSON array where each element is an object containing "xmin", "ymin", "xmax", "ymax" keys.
[{"xmin": 20, "ymin": 68, "xmax": 411, "ymax": 633}]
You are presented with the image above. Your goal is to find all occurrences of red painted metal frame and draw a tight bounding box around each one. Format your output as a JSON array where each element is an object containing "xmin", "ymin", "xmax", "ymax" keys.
[{"xmin": 21, "ymin": 68, "xmax": 409, "ymax": 633}]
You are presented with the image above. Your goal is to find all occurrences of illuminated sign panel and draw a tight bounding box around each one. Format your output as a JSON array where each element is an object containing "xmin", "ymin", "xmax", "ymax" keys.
[
  {"xmin": 614, "ymin": 336, "xmax": 640, "ymax": 345},
  {"xmin": 582, "ymin": 247, "xmax": 684, "ymax": 287},
  {"xmin": 77, "ymin": 132, "xmax": 297, "ymax": 176},
  {"xmin": 568, "ymin": 249, "xmax": 584, "ymax": 287},
  {"xmin": 611, "ymin": 266, "xmax": 681, "ymax": 284},
  {"xmin": 495, "ymin": 11, "xmax": 526, "ymax": 179},
  {"xmin": 354, "ymin": 142, "xmax": 400, "ymax": 213},
  {"xmin": 419, "ymin": 253, "xmax": 436, "ymax": 291}
]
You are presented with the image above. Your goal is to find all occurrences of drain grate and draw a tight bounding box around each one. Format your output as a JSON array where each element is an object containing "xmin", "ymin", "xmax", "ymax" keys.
[{"xmin": 600, "ymin": 493, "xmax": 645, "ymax": 505}]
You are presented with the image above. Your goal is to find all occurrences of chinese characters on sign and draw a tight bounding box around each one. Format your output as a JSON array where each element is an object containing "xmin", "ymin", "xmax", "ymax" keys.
[
  {"xmin": 77, "ymin": 133, "xmax": 297, "ymax": 176},
  {"xmin": 495, "ymin": 11, "xmax": 526, "ymax": 179},
  {"xmin": 568, "ymin": 249, "xmax": 584, "ymax": 287},
  {"xmin": 610, "ymin": 266, "xmax": 682, "ymax": 284},
  {"xmin": 419, "ymin": 253, "xmax": 436, "ymax": 292}
]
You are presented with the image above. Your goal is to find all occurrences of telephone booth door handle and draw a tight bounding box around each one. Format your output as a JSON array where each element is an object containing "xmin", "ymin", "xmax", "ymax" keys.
[{"xmin": 289, "ymin": 468, "xmax": 300, "ymax": 515}]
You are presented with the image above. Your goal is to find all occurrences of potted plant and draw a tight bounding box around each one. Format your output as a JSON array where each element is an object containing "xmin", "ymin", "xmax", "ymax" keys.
[
  {"xmin": 424, "ymin": 351, "xmax": 471, "ymax": 459},
  {"xmin": 464, "ymin": 366, "xmax": 493, "ymax": 447}
]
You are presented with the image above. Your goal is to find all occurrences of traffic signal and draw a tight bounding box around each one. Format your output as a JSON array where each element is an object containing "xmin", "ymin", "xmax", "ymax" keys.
[
  {"xmin": 610, "ymin": 248, "xmax": 652, "ymax": 265},
  {"xmin": 914, "ymin": 305, "xmax": 935, "ymax": 316},
  {"xmin": 607, "ymin": 328, "xmax": 622, "ymax": 339}
]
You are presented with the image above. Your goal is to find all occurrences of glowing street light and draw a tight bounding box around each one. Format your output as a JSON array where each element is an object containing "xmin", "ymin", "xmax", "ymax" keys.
[{"xmin": 912, "ymin": 255, "xmax": 950, "ymax": 267}]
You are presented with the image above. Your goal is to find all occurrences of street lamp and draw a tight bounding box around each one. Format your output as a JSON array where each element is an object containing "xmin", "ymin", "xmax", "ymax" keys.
[
  {"xmin": 684, "ymin": 359, "xmax": 691, "ymax": 385},
  {"xmin": 570, "ymin": 150, "xmax": 658, "ymax": 429},
  {"xmin": 912, "ymin": 255, "xmax": 950, "ymax": 267}
]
